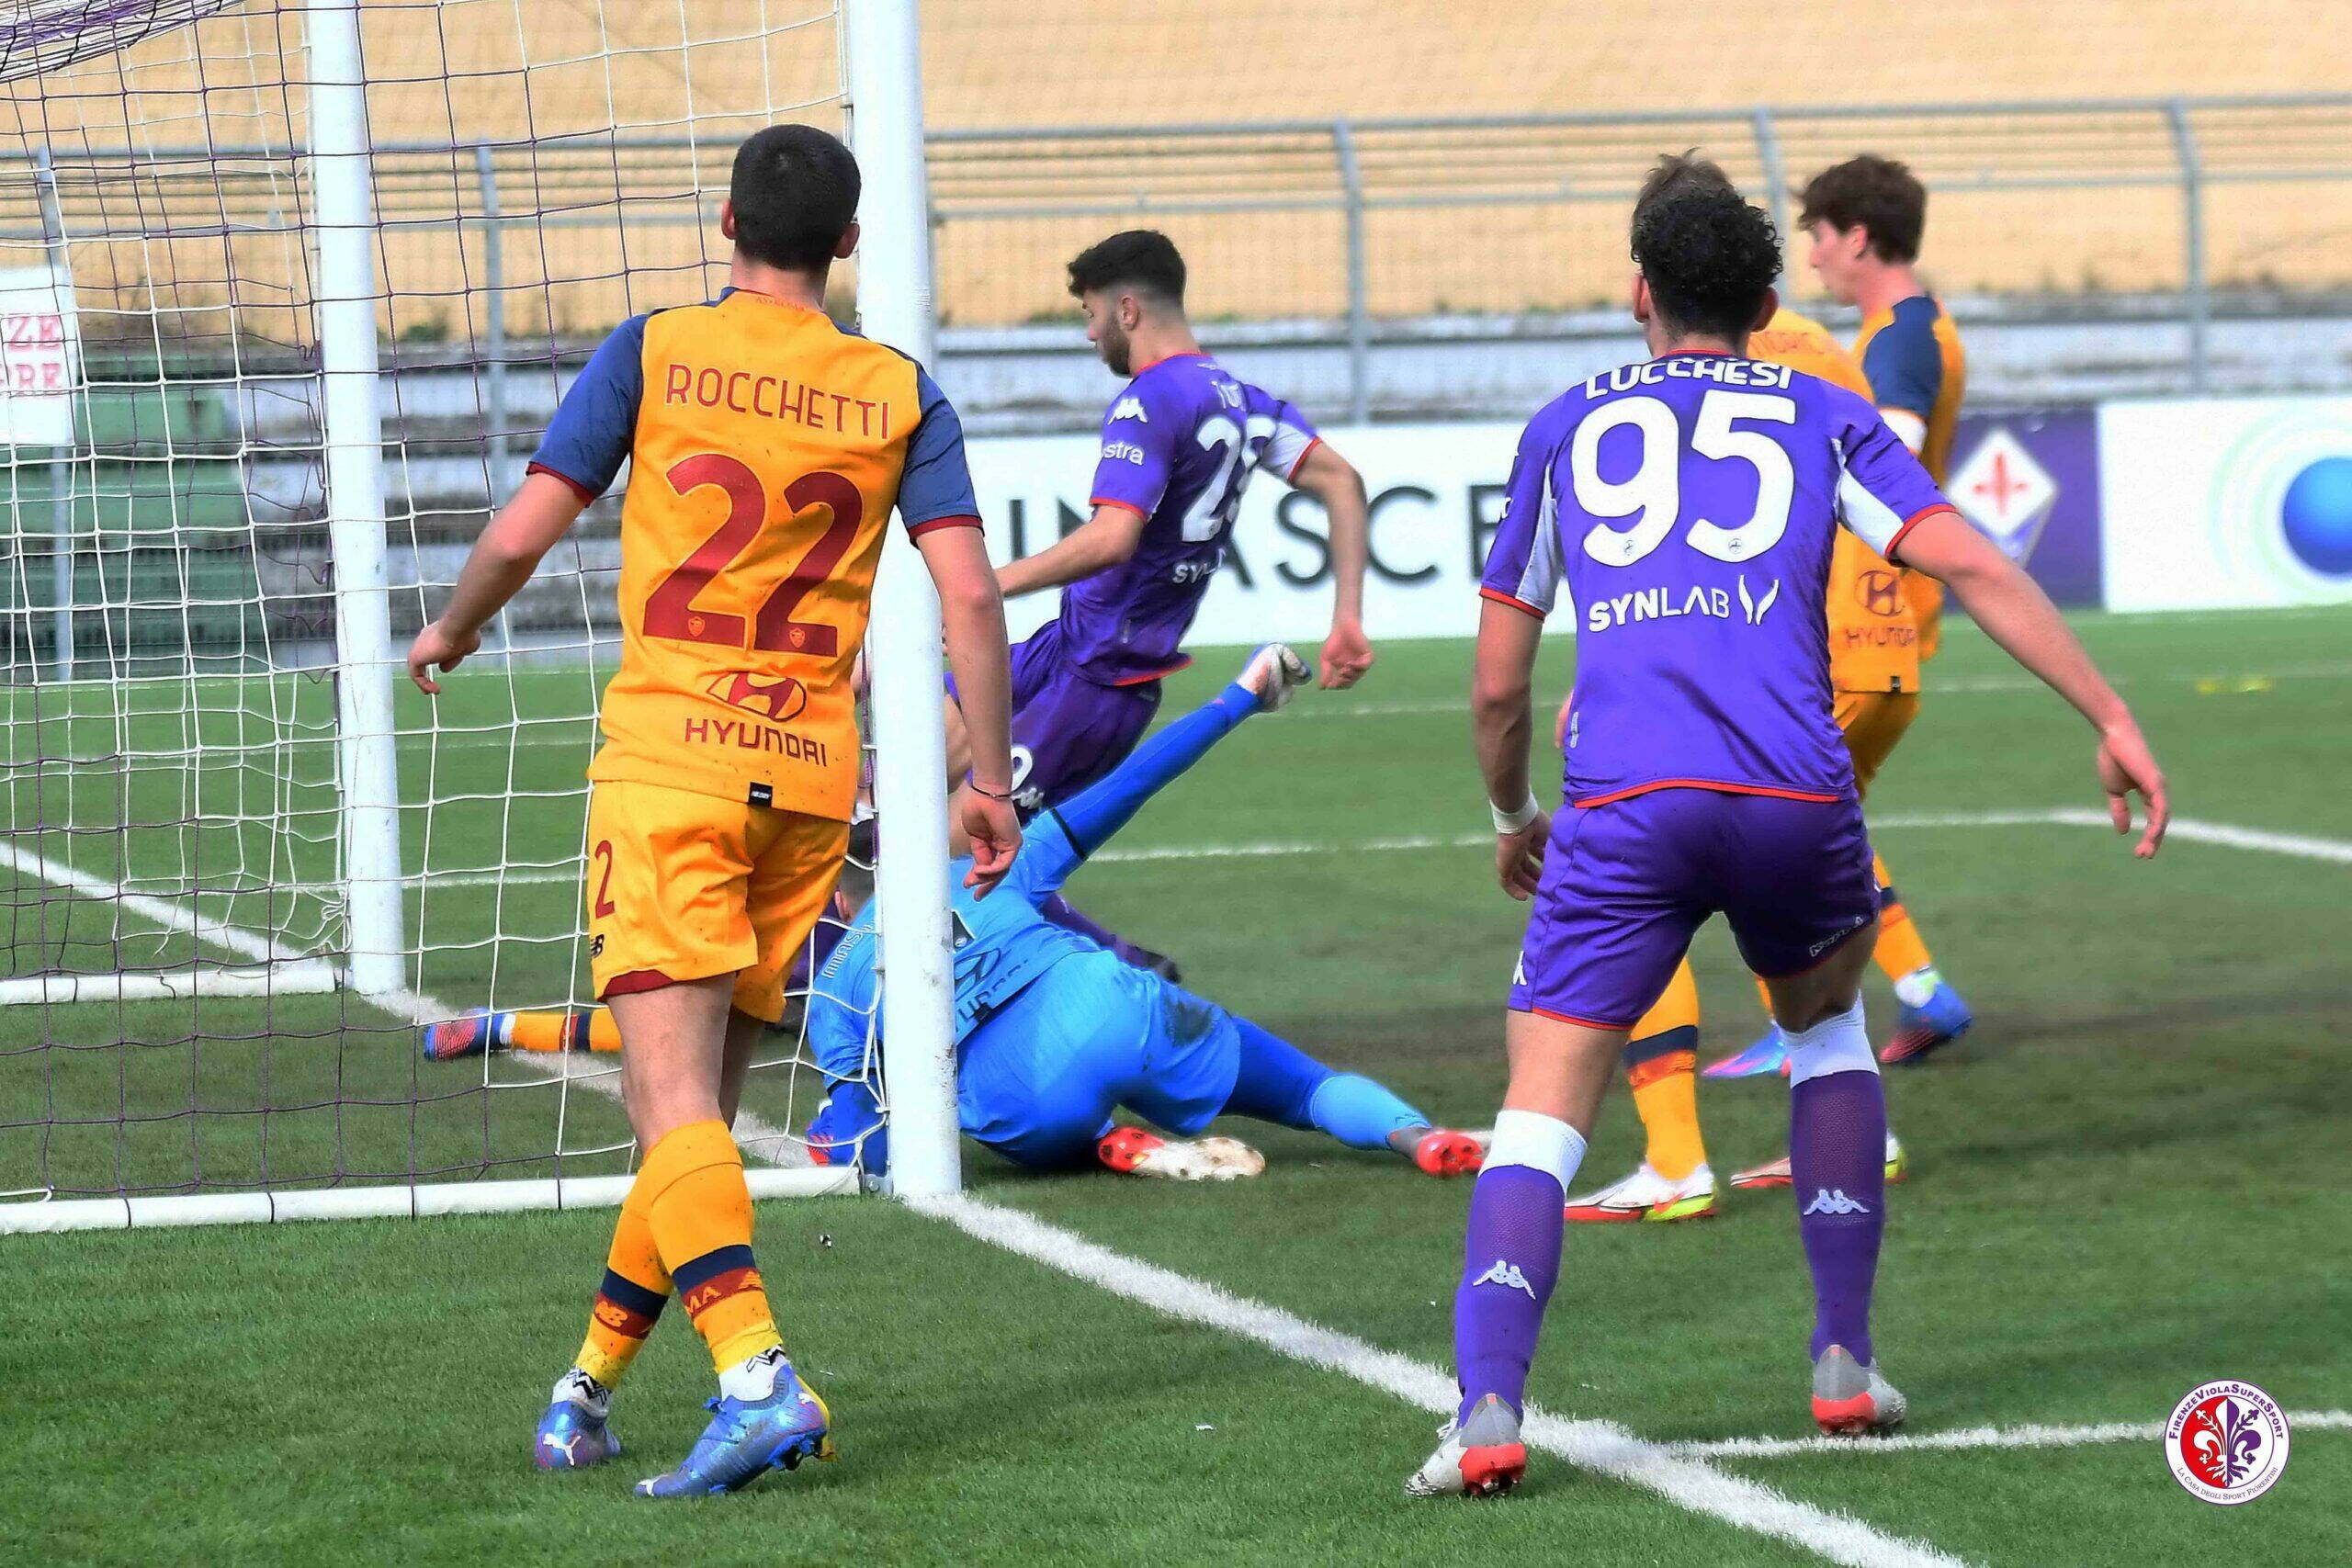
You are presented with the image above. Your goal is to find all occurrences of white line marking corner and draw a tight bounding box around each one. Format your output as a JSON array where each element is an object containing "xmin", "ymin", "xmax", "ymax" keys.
[{"xmin": 914, "ymin": 1191, "xmax": 1971, "ymax": 1568}]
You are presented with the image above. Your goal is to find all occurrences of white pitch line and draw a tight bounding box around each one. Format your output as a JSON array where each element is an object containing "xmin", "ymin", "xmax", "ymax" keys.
[
  {"xmin": 0, "ymin": 840, "xmax": 315, "ymax": 966},
  {"xmin": 397, "ymin": 807, "xmax": 2352, "ymax": 890},
  {"xmin": 1288, "ymin": 660, "xmax": 2352, "ymax": 718},
  {"xmin": 915, "ymin": 1191, "xmax": 1970, "ymax": 1568},
  {"xmin": 0, "ymin": 846, "xmax": 809, "ymax": 1171},
  {"xmin": 1674, "ymin": 1409, "xmax": 2352, "ymax": 1460}
]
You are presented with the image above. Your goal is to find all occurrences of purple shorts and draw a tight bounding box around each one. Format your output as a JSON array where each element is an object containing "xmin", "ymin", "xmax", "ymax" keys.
[
  {"xmin": 950, "ymin": 625, "xmax": 1162, "ymax": 818},
  {"xmin": 1508, "ymin": 788, "xmax": 1880, "ymax": 1029}
]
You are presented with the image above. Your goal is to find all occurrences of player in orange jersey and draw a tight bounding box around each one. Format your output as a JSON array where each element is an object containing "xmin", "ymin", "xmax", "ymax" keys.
[
  {"xmin": 1789, "ymin": 154, "xmax": 1973, "ymax": 1063},
  {"xmin": 406, "ymin": 126, "xmax": 1018, "ymax": 1499}
]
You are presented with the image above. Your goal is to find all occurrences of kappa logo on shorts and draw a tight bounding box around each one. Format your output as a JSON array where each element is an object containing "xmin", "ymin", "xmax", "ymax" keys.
[
  {"xmin": 1802, "ymin": 1188, "xmax": 1871, "ymax": 1216},
  {"xmin": 1808, "ymin": 912, "xmax": 1871, "ymax": 956},
  {"xmin": 1471, "ymin": 1258, "xmax": 1538, "ymax": 1299},
  {"xmin": 706, "ymin": 669, "xmax": 809, "ymax": 724}
]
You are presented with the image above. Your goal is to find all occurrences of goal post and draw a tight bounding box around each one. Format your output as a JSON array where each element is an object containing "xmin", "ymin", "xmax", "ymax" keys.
[
  {"xmin": 305, "ymin": 0, "xmax": 407, "ymax": 1003},
  {"xmin": 843, "ymin": 0, "xmax": 960, "ymax": 1201},
  {"xmin": 0, "ymin": 0, "xmax": 962, "ymax": 1228}
]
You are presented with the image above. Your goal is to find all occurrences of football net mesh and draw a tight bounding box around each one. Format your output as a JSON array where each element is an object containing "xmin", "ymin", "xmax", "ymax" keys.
[{"xmin": 0, "ymin": 0, "xmax": 894, "ymax": 1215}]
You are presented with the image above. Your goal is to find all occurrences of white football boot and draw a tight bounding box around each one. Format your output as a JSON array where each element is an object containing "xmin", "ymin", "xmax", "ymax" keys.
[
  {"xmin": 1405, "ymin": 1393, "xmax": 1527, "ymax": 1498},
  {"xmin": 1730, "ymin": 1134, "xmax": 1908, "ymax": 1191},
  {"xmin": 1562, "ymin": 1162, "xmax": 1718, "ymax": 1224}
]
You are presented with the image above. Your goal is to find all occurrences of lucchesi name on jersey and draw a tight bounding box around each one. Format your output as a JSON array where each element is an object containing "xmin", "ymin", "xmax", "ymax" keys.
[{"xmin": 527, "ymin": 288, "xmax": 980, "ymax": 818}]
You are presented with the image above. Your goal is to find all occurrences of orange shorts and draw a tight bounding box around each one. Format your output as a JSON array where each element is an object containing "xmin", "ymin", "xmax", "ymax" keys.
[
  {"xmin": 584, "ymin": 779, "xmax": 850, "ymax": 1023},
  {"xmin": 1834, "ymin": 691, "xmax": 1919, "ymax": 798}
]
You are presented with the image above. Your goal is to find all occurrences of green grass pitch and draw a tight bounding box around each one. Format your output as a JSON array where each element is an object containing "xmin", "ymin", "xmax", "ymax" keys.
[{"xmin": 5, "ymin": 606, "xmax": 2348, "ymax": 1565}]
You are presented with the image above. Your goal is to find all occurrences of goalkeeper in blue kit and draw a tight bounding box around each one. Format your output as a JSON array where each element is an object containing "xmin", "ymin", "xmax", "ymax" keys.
[{"xmin": 804, "ymin": 645, "xmax": 1483, "ymax": 1182}]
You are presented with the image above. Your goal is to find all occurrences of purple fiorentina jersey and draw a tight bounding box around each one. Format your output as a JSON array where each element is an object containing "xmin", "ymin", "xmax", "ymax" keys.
[
  {"xmin": 1481, "ymin": 350, "xmax": 1955, "ymax": 807},
  {"xmin": 1068, "ymin": 353, "xmax": 1318, "ymax": 684}
]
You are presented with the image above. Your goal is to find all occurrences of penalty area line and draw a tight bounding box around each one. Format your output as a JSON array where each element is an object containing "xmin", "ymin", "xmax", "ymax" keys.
[
  {"xmin": 408, "ymin": 808, "xmax": 2352, "ymax": 888},
  {"xmin": 1675, "ymin": 1408, "xmax": 2352, "ymax": 1460},
  {"xmin": 0, "ymin": 842, "xmax": 812, "ymax": 1180},
  {"xmin": 913, "ymin": 1190, "xmax": 1973, "ymax": 1568}
]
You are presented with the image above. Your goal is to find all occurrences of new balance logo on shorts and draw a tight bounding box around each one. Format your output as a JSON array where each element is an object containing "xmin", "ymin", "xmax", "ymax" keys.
[
  {"xmin": 1472, "ymin": 1258, "xmax": 1538, "ymax": 1299},
  {"xmin": 1803, "ymin": 1188, "xmax": 1871, "ymax": 1216}
]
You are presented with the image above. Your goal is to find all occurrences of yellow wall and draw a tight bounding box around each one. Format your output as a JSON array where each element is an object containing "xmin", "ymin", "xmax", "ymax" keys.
[{"xmin": 6, "ymin": 1, "xmax": 2346, "ymax": 340}]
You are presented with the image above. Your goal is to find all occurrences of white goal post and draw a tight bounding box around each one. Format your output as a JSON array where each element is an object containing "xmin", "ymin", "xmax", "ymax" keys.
[
  {"xmin": 842, "ymin": 0, "xmax": 961, "ymax": 1201},
  {"xmin": 0, "ymin": 0, "xmax": 961, "ymax": 1229}
]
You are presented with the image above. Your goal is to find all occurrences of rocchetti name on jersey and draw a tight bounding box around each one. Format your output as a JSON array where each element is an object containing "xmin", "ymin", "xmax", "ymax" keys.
[{"xmin": 662, "ymin": 361, "xmax": 893, "ymax": 437}]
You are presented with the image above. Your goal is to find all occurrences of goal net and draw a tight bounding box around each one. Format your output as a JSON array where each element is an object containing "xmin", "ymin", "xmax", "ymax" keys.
[{"xmin": 0, "ymin": 0, "xmax": 957, "ymax": 1229}]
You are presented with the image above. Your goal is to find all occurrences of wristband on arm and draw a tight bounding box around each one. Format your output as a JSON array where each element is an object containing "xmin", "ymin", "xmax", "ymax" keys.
[{"xmin": 1490, "ymin": 794, "xmax": 1541, "ymax": 835}]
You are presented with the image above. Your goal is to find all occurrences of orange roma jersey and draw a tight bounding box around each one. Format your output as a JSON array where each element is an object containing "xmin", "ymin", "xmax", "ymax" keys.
[
  {"xmin": 1855, "ymin": 295, "xmax": 1966, "ymax": 658},
  {"xmin": 528, "ymin": 289, "xmax": 979, "ymax": 818},
  {"xmin": 1749, "ymin": 307, "xmax": 1919, "ymax": 694}
]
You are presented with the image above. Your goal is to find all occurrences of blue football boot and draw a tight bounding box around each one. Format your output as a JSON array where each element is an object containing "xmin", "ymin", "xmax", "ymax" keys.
[
  {"xmin": 535, "ymin": 1375, "xmax": 622, "ymax": 1471},
  {"xmin": 423, "ymin": 1010, "xmax": 511, "ymax": 1061},
  {"xmin": 633, "ymin": 1354, "xmax": 833, "ymax": 1499},
  {"xmin": 1702, "ymin": 1027, "xmax": 1791, "ymax": 1079},
  {"xmin": 1880, "ymin": 981, "xmax": 1973, "ymax": 1065}
]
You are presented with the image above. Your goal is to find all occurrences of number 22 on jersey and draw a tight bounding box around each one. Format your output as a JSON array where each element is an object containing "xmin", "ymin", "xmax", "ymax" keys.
[{"xmin": 642, "ymin": 453, "xmax": 862, "ymax": 657}]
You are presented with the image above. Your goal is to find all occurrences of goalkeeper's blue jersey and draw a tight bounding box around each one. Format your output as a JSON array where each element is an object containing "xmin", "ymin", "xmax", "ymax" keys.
[
  {"xmin": 806, "ymin": 683, "xmax": 1261, "ymax": 1158},
  {"xmin": 805, "ymin": 814, "xmax": 1098, "ymax": 1079}
]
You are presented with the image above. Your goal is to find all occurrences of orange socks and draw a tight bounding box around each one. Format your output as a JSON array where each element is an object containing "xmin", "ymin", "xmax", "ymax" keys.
[
  {"xmin": 1624, "ymin": 959, "xmax": 1707, "ymax": 1182},
  {"xmin": 572, "ymin": 1183, "xmax": 671, "ymax": 1388},
  {"xmin": 508, "ymin": 1008, "xmax": 622, "ymax": 1054},
  {"xmin": 638, "ymin": 1119, "xmax": 783, "ymax": 1374},
  {"xmin": 1869, "ymin": 853, "xmax": 1935, "ymax": 985}
]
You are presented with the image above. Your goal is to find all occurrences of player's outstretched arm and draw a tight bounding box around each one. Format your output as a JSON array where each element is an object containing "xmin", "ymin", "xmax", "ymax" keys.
[
  {"xmin": 919, "ymin": 524, "xmax": 1022, "ymax": 891},
  {"xmin": 994, "ymin": 502, "xmax": 1148, "ymax": 599},
  {"xmin": 1009, "ymin": 647, "xmax": 1303, "ymax": 908},
  {"xmin": 406, "ymin": 470, "xmax": 587, "ymax": 694},
  {"xmin": 1285, "ymin": 442, "xmax": 1374, "ymax": 689},
  {"xmin": 1894, "ymin": 511, "xmax": 2168, "ymax": 857},
  {"xmin": 1472, "ymin": 598, "xmax": 1551, "ymax": 898}
]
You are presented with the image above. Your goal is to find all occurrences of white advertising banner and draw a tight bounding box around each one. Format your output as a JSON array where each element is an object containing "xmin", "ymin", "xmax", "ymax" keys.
[
  {"xmin": 0, "ymin": 265, "xmax": 79, "ymax": 446},
  {"xmin": 965, "ymin": 421, "xmax": 1570, "ymax": 648},
  {"xmin": 2099, "ymin": 396, "xmax": 2352, "ymax": 611}
]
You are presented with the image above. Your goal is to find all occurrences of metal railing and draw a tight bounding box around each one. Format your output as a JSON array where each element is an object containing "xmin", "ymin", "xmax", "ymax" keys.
[
  {"xmin": 6, "ymin": 92, "xmax": 2352, "ymax": 426},
  {"xmin": 927, "ymin": 93, "xmax": 2352, "ymax": 412}
]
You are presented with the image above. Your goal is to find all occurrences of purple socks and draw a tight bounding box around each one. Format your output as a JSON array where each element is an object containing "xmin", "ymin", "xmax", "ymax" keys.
[
  {"xmin": 1452, "ymin": 1110, "xmax": 1581, "ymax": 1421},
  {"xmin": 1787, "ymin": 1034, "xmax": 1888, "ymax": 1363}
]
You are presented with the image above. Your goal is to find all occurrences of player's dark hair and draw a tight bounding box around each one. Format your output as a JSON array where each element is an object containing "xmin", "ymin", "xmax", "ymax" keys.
[
  {"xmin": 1632, "ymin": 150, "xmax": 1737, "ymax": 229},
  {"xmin": 1796, "ymin": 155, "xmax": 1926, "ymax": 263},
  {"xmin": 1631, "ymin": 181, "xmax": 1782, "ymax": 341},
  {"xmin": 729, "ymin": 124, "xmax": 860, "ymax": 272},
  {"xmin": 1066, "ymin": 229, "xmax": 1186, "ymax": 306}
]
